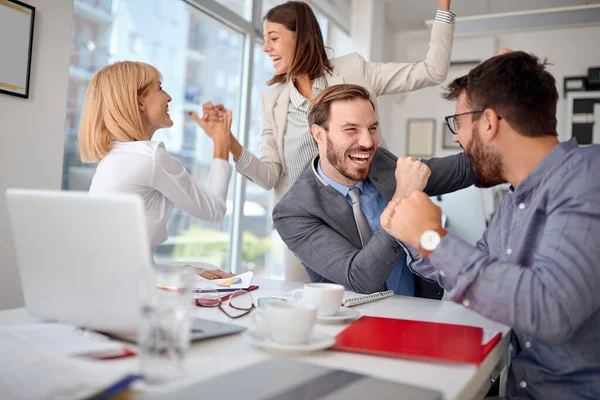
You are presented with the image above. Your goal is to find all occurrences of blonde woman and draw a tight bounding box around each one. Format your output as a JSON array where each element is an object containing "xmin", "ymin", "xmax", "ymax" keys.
[{"xmin": 79, "ymin": 61, "xmax": 234, "ymax": 279}]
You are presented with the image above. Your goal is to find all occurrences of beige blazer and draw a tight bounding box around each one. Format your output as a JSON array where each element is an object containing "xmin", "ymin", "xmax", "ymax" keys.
[{"xmin": 236, "ymin": 21, "xmax": 454, "ymax": 201}]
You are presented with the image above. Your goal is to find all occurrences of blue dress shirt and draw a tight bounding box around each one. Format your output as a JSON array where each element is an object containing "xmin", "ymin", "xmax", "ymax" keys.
[
  {"xmin": 317, "ymin": 162, "xmax": 415, "ymax": 296},
  {"xmin": 408, "ymin": 139, "xmax": 600, "ymax": 399}
]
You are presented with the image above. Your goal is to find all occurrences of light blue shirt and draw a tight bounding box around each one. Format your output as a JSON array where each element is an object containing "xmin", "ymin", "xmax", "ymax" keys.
[{"xmin": 317, "ymin": 162, "xmax": 415, "ymax": 296}]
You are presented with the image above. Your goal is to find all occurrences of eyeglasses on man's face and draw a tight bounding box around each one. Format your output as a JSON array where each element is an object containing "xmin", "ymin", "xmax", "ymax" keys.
[{"xmin": 445, "ymin": 110, "xmax": 502, "ymax": 135}]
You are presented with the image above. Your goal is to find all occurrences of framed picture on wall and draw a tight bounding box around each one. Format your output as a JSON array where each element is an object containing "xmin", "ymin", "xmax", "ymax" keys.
[
  {"xmin": 442, "ymin": 124, "xmax": 461, "ymax": 149},
  {"xmin": 0, "ymin": 0, "xmax": 35, "ymax": 99},
  {"xmin": 406, "ymin": 119, "xmax": 435, "ymax": 158}
]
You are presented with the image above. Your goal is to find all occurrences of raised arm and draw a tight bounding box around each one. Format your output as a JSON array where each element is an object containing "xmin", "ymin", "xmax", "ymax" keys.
[
  {"xmin": 363, "ymin": 2, "xmax": 454, "ymax": 94},
  {"xmin": 391, "ymin": 152, "xmax": 473, "ymax": 199},
  {"xmin": 152, "ymin": 109, "xmax": 233, "ymax": 222},
  {"xmin": 421, "ymin": 152, "xmax": 474, "ymax": 196},
  {"xmin": 203, "ymin": 98, "xmax": 283, "ymax": 190}
]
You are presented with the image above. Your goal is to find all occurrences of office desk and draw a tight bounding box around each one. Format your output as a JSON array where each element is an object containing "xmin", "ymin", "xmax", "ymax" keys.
[{"xmin": 0, "ymin": 278, "xmax": 510, "ymax": 400}]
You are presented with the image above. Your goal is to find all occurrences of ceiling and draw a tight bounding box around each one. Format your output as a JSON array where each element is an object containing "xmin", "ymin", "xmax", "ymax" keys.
[{"xmin": 384, "ymin": 0, "xmax": 600, "ymax": 31}]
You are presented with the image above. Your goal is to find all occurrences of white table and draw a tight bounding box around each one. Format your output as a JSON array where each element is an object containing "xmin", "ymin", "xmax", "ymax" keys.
[{"xmin": 0, "ymin": 278, "xmax": 510, "ymax": 400}]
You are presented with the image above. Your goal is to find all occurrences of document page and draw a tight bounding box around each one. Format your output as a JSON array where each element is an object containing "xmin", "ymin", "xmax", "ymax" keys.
[{"xmin": 0, "ymin": 332, "xmax": 134, "ymax": 399}]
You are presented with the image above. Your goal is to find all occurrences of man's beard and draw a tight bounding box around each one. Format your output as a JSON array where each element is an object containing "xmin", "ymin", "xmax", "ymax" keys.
[
  {"xmin": 467, "ymin": 124, "xmax": 505, "ymax": 188},
  {"xmin": 326, "ymin": 135, "xmax": 373, "ymax": 182}
]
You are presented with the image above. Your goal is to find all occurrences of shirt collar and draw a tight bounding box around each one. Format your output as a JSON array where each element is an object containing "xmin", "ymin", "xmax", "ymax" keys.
[
  {"xmin": 288, "ymin": 76, "xmax": 327, "ymax": 108},
  {"xmin": 514, "ymin": 138, "xmax": 579, "ymax": 194},
  {"xmin": 317, "ymin": 160, "xmax": 364, "ymax": 197}
]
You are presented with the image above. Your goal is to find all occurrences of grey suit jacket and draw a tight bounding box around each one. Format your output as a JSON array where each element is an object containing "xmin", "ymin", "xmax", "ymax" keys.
[{"xmin": 272, "ymin": 148, "xmax": 474, "ymax": 299}]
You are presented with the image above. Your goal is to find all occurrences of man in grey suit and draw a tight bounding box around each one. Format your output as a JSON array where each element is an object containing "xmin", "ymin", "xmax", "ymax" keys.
[{"xmin": 273, "ymin": 84, "xmax": 473, "ymax": 299}]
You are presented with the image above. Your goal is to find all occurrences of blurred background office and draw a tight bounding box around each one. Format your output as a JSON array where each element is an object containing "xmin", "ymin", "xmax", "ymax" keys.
[{"xmin": 2, "ymin": 0, "xmax": 600, "ymax": 310}]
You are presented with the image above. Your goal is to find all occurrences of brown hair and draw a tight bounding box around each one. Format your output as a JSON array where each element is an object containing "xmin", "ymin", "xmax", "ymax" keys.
[
  {"xmin": 264, "ymin": 1, "xmax": 332, "ymax": 85},
  {"xmin": 443, "ymin": 51, "xmax": 558, "ymax": 137},
  {"xmin": 308, "ymin": 84, "xmax": 375, "ymax": 130},
  {"xmin": 79, "ymin": 61, "xmax": 161, "ymax": 162}
]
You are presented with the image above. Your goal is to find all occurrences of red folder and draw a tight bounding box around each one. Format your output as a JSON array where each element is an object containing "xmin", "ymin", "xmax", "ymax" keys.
[{"xmin": 334, "ymin": 316, "xmax": 502, "ymax": 364}]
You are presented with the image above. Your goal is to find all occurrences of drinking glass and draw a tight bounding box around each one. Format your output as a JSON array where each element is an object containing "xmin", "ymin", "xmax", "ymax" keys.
[{"xmin": 138, "ymin": 264, "xmax": 195, "ymax": 383}]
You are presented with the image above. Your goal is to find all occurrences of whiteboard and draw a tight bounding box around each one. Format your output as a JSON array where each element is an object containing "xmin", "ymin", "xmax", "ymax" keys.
[{"xmin": 0, "ymin": 0, "xmax": 35, "ymax": 98}]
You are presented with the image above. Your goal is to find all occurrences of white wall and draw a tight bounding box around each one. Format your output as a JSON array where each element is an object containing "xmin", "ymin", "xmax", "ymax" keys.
[{"xmin": 0, "ymin": 0, "xmax": 73, "ymax": 310}]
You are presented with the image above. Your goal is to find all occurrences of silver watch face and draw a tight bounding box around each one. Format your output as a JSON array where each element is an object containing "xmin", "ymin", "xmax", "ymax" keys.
[{"xmin": 420, "ymin": 230, "xmax": 441, "ymax": 251}]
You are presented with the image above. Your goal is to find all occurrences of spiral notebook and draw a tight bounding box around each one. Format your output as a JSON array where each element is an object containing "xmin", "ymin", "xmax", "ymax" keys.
[{"xmin": 342, "ymin": 290, "xmax": 394, "ymax": 307}]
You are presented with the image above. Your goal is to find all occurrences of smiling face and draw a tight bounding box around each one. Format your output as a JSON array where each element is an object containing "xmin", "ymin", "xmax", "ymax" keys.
[
  {"xmin": 139, "ymin": 80, "xmax": 173, "ymax": 139},
  {"xmin": 315, "ymin": 98, "xmax": 379, "ymax": 186},
  {"xmin": 262, "ymin": 20, "xmax": 296, "ymax": 76}
]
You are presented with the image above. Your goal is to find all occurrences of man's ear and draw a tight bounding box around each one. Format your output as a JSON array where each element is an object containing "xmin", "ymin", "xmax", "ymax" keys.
[
  {"xmin": 482, "ymin": 109, "xmax": 501, "ymax": 141},
  {"xmin": 311, "ymin": 124, "xmax": 326, "ymax": 144}
]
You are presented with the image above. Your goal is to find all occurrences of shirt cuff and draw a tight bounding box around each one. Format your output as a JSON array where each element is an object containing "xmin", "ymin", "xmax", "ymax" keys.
[
  {"xmin": 430, "ymin": 233, "xmax": 480, "ymax": 287},
  {"xmin": 396, "ymin": 239, "xmax": 453, "ymax": 290},
  {"xmin": 435, "ymin": 9, "xmax": 455, "ymax": 24},
  {"xmin": 208, "ymin": 158, "xmax": 233, "ymax": 199},
  {"xmin": 235, "ymin": 148, "xmax": 252, "ymax": 171}
]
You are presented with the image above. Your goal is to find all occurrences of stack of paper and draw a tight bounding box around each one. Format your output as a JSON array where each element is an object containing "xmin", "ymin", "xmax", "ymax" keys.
[
  {"xmin": 0, "ymin": 328, "xmax": 135, "ymax": 399},
  {"xmin": 0, "ymin": 323, "xmax": 127, "ymax": 358}
]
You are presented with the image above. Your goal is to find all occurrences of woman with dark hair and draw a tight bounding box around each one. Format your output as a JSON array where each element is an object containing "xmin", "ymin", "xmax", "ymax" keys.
[
  {"xmin": 212, "ymin": 0, "xmax": 454, "ymax": 199},
  {"xmin": 206, "ymin": 0, "xmax": 454, "ymax": 279}
]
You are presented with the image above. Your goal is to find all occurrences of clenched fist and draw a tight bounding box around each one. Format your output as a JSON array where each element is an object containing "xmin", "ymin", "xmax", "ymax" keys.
[
  {"xmin": 393, "ymin": 157, "xmax": 431, "ymax": 200},
  {"xmin": 381, "ymin": 191, "xmax": 443, "ymax": 247}
]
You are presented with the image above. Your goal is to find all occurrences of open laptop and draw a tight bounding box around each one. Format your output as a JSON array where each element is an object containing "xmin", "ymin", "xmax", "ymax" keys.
[{"xmin": 5, "ymin": 189, "xmax": 245, "ymax": 341}]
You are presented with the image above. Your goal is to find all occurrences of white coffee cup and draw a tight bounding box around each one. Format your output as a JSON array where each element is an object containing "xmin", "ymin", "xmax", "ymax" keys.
[
  {"xmin": 253, "ymin": 301, "xmax": 316, "ymax": 345},
  {"xmin": 292, "ymin": 283, "xmax": 345, "ymax": 316}
]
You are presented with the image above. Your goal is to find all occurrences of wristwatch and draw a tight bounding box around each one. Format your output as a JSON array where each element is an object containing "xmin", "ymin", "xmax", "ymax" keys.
[{"xmin": 418, "ymin": 227, "xmax": 448, "ymax": 258}]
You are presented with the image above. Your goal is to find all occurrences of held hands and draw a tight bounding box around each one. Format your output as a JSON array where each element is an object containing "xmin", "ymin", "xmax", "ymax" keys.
[
  {"xmin": 381, "ymin": 191, "xmax": 443, "ymax": 248},
  {"xmin": 188, "ymin": 102, "xmax": 231, "ymax": 160},
  {"xmin": 392, "ymin": 157, "xmax": 431, "ymax": 200},
  {"xmin": 188, "ymin": 101, "xmax": 232, "ymax": 142}
]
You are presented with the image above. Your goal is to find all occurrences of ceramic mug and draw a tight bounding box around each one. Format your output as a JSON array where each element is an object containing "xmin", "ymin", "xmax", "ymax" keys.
[
  {"xmin": 253, "ymin": 301, "xmax": 317, "ymax": 345},
  {"xmin": 292, "ymin": 283, "xmax": 345, "ymax": 316}
]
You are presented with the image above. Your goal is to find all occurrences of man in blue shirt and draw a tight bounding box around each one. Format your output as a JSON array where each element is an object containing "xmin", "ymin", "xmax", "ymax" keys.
[
  {"xmin": 382, "ymin": 51, "xmax": 600, "ymax": 399},
  {"xmin": 273, "ymin": 84, "xmax": 474, "ymax": 298}
]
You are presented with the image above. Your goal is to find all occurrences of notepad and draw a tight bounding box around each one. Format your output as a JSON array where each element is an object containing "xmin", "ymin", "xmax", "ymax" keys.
[
  {"xmin": 0, "ymin": 323, "xmax": 128, "ymax": 358},
  {"xmin": 342, "ymin": 290, "xmax": 394, "ymax": 307}
]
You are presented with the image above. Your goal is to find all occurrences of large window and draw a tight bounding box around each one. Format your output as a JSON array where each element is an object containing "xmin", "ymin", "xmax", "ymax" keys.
[{"xmin": 62, "ymin": 0, "xmax": 332, "ymax": 276}]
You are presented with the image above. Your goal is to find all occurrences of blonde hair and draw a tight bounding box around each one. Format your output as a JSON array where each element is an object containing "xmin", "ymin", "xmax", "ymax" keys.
[{"xmin": 78, "ymin": 61, "xmax": 161, "ymax": 162}]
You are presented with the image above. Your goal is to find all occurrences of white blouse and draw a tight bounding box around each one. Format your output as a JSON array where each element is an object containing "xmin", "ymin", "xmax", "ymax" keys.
[{"xmin": 89, "ymin": 141, "xmax": 232, "ymax": 253}]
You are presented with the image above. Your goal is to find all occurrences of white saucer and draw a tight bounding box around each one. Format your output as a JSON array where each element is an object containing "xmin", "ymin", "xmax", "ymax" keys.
[
  {"xmin": 316, "ymin": 307, "xmax": 361, "ymax": 324},
  {"xmin": 244, "ymin": 330, "xmax": 335, "ymax": 353}
]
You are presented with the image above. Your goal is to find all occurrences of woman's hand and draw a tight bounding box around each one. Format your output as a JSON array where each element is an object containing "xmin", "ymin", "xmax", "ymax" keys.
[
  {"xmin": 197, "ymin": 268, "xmax": 236, "ymax": 280},
  {"xmin": 200, "ymin": 102, "xmax": 243, "ymax": 160},
  {"xmin": 188, "ymin": 102, "xmax": 230, "ymax": 139},
  {"xmin": 188, "ymin": 101, "xmax": 231, "ymax": 160},
  {"xmin": 438, "ymin": 0, "xmax": 450, "ymax": 11}
]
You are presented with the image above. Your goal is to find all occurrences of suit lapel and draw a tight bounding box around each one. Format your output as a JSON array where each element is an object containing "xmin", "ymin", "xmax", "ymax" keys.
[
  {"xmin": 273, "ymin": 84, "xmax": 290, "ymax": 168},
  {"xmin": 369, "ymin": 149, "xmax": 396, "ymax": 202}
]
